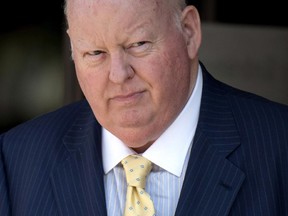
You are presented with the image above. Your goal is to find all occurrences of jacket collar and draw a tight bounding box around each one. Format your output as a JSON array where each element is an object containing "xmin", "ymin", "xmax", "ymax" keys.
[
  {"xmin": 175, "ymin": 63, "xmax": 245, "ymax": 215},
  {"xmin": 50, "ymin": 63, "xmax": 245, "ymax": 216},
  {"xmin": 51, "ymin": 101, "xmax": 107, "ymax": 216}
]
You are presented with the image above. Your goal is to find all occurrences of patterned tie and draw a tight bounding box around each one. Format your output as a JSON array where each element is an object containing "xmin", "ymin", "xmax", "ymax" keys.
[{"xmin": 121, "ymin": 155, "xmax": 155, "ymax": 216}]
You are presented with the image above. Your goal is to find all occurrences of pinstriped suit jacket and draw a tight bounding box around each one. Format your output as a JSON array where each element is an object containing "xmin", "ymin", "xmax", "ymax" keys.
[{"xmin": 1, "ymin": 65, "xmax": 288, "ymax": 215}]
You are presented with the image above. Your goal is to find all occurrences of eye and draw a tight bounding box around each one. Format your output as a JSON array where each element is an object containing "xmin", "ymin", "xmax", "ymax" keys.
[
  {"xmin": 84, "ymin": 50, "xmax": 106, "ymax": 63},
  {"xmin": 130, "ymin": 41, "xmax": 147, "ymax": 47},
  {"xmin": 86, "ymin": 50, "xmax": 105, "ymax": 56},
  {"xmin": 128, "ymin": 41, "xmax": 151, "ymax": 55}
]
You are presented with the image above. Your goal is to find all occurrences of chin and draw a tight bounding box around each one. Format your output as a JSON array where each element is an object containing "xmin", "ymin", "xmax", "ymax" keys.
[{"xmin": 123, "ymin": 137, "xmax": 154, "ymax": 153}]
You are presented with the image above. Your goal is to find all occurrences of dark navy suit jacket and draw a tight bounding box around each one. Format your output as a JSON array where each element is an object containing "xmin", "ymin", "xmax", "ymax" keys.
[{"xmin": 1, "ymin": 65, "xmax": 288, "ymax": 215}]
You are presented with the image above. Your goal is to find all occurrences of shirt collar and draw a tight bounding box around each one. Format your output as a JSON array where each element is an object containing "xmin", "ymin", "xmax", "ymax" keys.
[{"xmin": 102, "ymin": 66, "xmax": 203, "ymax": 177}]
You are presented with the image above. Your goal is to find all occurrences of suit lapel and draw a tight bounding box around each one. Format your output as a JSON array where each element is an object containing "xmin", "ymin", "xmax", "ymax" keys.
[
  {"xmin": 49, "ymin": 65, "xmax": 245, "ymax": 216},
  {"xmin": 50, "ymin": 102, "xmax": 107, "ymax": 216},
  {"xmin": 175, "ymin": 66, "xmax": 246, "ymax": 216}
]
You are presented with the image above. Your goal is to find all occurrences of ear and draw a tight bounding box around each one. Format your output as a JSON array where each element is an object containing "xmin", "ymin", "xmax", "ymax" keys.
[
  {"xmin": 181, "ymin": 6, "xmax": 202, "ymax": 59},
  {"xmin": 66, "ymin": 29, "xmax": 75, "ymax": 60}
]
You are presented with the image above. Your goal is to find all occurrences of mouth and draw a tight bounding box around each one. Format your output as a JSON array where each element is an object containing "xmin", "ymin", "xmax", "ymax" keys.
[{"xmin": 111, "ymin": 90, "xmax": 146, "ymax": 104}]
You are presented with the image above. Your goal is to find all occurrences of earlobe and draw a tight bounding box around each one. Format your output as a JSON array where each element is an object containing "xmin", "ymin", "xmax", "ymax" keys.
[{"xmin": 181, "ymin": 6, "xmax": 202, "ymax": 59}]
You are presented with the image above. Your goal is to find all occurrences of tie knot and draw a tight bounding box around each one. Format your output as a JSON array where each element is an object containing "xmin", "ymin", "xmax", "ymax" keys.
[{"xmin": 121, "ymin": 155, "xmax": 152, "ymax": 188}]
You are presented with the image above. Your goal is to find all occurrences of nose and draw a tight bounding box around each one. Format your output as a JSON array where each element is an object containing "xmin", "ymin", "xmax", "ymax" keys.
[{"xmin": 109, "ymin": 52, "xmax": 135, "ymax": 84}]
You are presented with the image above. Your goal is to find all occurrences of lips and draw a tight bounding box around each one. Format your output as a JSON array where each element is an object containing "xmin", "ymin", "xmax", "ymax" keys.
[{"xmin": 111, "ymin": 90, "xmax": 146, "ymax": 104}]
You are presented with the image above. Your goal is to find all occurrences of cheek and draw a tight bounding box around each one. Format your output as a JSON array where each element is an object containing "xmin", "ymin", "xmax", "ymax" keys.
[
  {"xmin": 148, "ymin": 49, "xmax": 191, "ymax": 104},
  {"xmin": 75, "ymin": 66, "xmax": 90, "ymax": 95},
  {"xmin": 75, "ymin": 65, "xmax": 106, "ymax": 100},
  {"xmin": 151, "ymin": 49, "xmax": 189, "ymax": 85},
  {"xmin": 76, "ymin": 68, "xmax": 110, "ymax": 123}
]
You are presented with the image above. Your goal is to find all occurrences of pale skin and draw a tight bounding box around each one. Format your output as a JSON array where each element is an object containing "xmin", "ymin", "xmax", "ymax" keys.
[{"xmin": 66, "ymin": 0, "xmax": 202, "ymax": 153}]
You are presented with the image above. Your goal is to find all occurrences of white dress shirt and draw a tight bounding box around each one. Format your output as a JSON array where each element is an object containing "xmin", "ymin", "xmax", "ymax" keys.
[{"xmin": 102, "ymin": 66, "xmax": 203, "ymax": 215}]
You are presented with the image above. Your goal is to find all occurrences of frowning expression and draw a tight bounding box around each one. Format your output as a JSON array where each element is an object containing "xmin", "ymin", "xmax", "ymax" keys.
[{"xmin": 66, "ymin": 0, "xmax": 199, "ymax": 151}]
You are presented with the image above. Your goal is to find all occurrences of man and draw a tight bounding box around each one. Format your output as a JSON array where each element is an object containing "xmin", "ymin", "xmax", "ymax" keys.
[{"xmin": 1, "ymin": 0, "xmax": 287, "ymax": 215}]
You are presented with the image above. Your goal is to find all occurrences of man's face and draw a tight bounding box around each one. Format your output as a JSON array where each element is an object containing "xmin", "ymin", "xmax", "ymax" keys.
[{"xmin": 67, "ymin": 0, "xmax": 199, "ymax": 151}]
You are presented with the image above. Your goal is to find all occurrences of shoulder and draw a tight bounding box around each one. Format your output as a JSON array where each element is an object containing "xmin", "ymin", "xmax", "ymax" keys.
[
  {"xmin": 201, "ymin": 62, "xmax": 288, "ymax": 142},
  {"xmin": 223, "ymin": 79, "xmax": 288, "ymax": 128},
  {"xmin": 1, "ymin": 100, "xmax": 92, "ymax": 149},
  {"xmin": 229, "ymin": 87, "xmax": 288, "ymax": 155},
  {"xmin": 202, "ymin": 63, "xmax": 288, "ymax": 123},
  {"xmin": 4, "ymin": 100, "xmax": 88, "ymax": 134},
  {"xmin": 0, "ymin": 99, "xmax": 98, "ymax": 179}
]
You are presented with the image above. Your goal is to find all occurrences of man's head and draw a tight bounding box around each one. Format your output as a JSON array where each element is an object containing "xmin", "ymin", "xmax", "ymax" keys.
[{"xmin": 65, "ymin": 0, "xmax": 201, "ymax": 152}]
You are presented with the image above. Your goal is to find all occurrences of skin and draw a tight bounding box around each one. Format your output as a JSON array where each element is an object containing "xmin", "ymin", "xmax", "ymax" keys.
[{"xmin": 66, "ymin": 0, "xmax": 202, "ymax": 153}]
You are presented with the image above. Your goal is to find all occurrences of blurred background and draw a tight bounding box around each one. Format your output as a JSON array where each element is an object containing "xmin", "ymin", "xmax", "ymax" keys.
[{"xmin": 0, "ymin": 0, "xmax": 288, "ymax": 133}]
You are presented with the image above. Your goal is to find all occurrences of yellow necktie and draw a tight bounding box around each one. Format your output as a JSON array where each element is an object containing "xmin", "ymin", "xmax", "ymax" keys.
[{"xmin": 121, "ymin": 155, "xmax": 155, "ymax": 216}]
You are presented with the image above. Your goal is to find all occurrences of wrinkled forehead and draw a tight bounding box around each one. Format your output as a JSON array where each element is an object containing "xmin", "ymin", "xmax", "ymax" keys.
[
  {"xmin": 66, "ymin": 0, "xmax": 170, "ymax": 16},
  {"xmin": 65, "ymin": 0, "xmax": 177, "ymax": 30},
  {"xmin": 65, "ymin": 0, "xmax": 168, "ymax": 12}
]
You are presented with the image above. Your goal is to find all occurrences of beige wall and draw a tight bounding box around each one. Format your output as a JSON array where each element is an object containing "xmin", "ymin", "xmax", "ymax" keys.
[{"xmin": 199, "ymin": 23, "xmax": 288, "ymax": 105}]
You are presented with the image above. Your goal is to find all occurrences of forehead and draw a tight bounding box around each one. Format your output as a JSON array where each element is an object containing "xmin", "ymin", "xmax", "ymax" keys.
[
  {"xmin": 66, "ymin": 0, "xmax": 175, "ymax": 40},
  {"xmin": 66, "ymin": 0, "xmax": 172, "ymax": 23}
]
